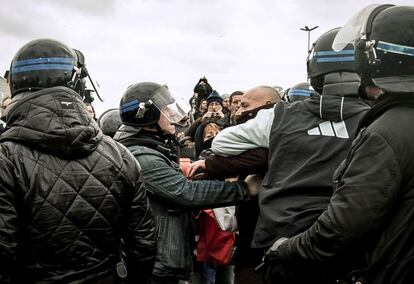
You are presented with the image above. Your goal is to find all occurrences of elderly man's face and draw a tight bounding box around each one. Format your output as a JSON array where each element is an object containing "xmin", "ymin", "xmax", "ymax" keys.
[{"xmin": 207, "ymin": 101, "xmax": 222, "ymax": 113}]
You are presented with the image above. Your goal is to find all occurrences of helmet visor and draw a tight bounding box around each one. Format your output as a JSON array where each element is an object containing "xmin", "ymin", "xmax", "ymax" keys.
[
  {"xmin": 150, "ymin": 85, "xmax": 186, "ymax": 123},
  {"xmin": 332, "ymin": 4, "xmax": 383, "ymax": 51}
]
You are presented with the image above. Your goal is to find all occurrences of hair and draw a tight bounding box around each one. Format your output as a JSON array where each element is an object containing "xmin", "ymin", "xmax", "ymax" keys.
[
  {"xmin": 198, "ymin": 99, "xmax": 207, "ymax": 111},
  {"xmin": 229, "ymin": 91, "xmax": 243, "ymax": 104}
]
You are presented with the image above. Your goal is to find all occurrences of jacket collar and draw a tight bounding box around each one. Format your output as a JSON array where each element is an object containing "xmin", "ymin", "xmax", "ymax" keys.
[{"xmin": 1, "ymin": 87, "xmax": 102, "ymax": 159}]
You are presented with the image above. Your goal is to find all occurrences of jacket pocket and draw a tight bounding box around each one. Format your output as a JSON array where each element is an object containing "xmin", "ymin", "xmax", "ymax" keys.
[{"xmin": 156, "ymin": 215, "xmax": 191, "ymax": 270}]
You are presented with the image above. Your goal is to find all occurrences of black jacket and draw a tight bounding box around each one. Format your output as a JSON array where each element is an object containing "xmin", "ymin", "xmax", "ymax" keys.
[
  {"xmin": 279, "ymin": 92, "xmax": 414, "ymax": 284},
  {"xmin": 253, "ymin": 90, "xmax": 370, "ymax": 248},
  {"xmin": 0, "ymin": 87, "xmax": 156, "ymax": 283}
]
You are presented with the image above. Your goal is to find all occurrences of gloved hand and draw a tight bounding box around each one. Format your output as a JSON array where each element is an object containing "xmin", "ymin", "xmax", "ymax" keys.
[
  {"xmin": 256, "ymin": 237, "xmax": 298, "ymax": 284},
  {"xmin": 264, "ymin": 261, "xmax": 295, "ymax": 284}
]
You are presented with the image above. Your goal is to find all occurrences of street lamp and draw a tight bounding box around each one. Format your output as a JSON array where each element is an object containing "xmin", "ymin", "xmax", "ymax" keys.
[{"xmin": 300, "ymin": 25, "xmax": 319, "ymax": 53}]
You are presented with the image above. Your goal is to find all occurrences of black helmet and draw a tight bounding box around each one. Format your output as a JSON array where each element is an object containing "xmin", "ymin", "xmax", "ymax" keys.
[
  {"xmin": 9, "ymin": 39, "xmax": 77, "ymax": 97},
  {"xmin": 119, "ymin": 82, "xmax": 186, "ymax": 127},
  {"xmin": 308, "ymin": 28, "xmax": 357, "ymax": 93},
  {"xmin": 286, "ymin": 82, "xmax": 315, "ymax": 102},
  {"xmin": 97, "ymin": 108, "xmax": 122, "ymax": 138},
  {"xmin": 332, "ymin": 5, "xmax": 414, "ymax": 92}
]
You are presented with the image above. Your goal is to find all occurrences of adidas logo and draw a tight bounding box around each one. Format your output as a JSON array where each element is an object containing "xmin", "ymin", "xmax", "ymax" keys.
[{"xmin": 307, "ymin": 121, "xmax": 349, "ymax": 139}]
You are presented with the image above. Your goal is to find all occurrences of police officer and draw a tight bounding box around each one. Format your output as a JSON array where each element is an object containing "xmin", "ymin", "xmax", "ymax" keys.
[
  {"xmin": 211, "ymin": 27, "xmax": 371, "ymax": 283},
  {"xmin": 98, "ymin": 108, "xmax": 122, "ymax": 138},
  {"xmin": 114, "ymin": 82, "xmax": 255, "ymax": 284},
  {"xmin": 265, "ymin": 4, "xmax": 414, "ymax": 284},
  {"xmin": 0, "ymin": 39, "xmax": 156, "ymax": 283},
  {"xmin": 284, "ymin": 82, "xmax": 315, "ymax": 103}
]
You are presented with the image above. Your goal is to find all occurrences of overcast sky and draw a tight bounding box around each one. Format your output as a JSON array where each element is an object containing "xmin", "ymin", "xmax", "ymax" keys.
[{"xmin": 1, "ymin": 0, "xmax": 413, "ymax": 115}]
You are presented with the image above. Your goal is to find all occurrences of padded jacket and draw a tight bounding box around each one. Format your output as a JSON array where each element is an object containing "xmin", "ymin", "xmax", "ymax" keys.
[{"xmin": 0, "ymin": 87, "xmax": 156, "ymax": 283}]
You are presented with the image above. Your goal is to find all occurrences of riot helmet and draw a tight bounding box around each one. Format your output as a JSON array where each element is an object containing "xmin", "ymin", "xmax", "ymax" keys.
[
  {"xmin": 308, "ymin": 28, "xmax": 357, "ymax": 93},
  {"xmin": 97, "ymin": 108, "xmax": 122, "ymax": 138},
  {"xmin": 119, "ymin": 82, "xmax": 186, "ymax": 127},
  {"xmin": 333, "ymin": 5, "xmax": 414, "ymax": 92},
  {"xmin": 9, "ymin": 39, "xmax": 77, "ymax": 97},
  {"xmin": 286, "ymin": 82, "xmax": 315, "ymax": 102}
]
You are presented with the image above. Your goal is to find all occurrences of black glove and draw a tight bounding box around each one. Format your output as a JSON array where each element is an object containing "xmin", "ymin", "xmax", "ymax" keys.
[{"xmin": 263, "ymin": 248, "xmax": 298, "ymax": 284}]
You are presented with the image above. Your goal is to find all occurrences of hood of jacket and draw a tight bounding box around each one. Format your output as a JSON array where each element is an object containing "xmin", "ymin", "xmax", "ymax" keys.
[
  {"xmin": 304, "ymin": 72, "xmax": 370, "ymax": 121},
  {"xmin": 0, "ymin": 86, "xmax": 102, "ymax": 159}
]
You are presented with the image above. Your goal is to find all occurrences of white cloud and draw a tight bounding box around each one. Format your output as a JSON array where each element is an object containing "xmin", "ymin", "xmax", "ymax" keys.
[{"xmin": 1, "ymin": 0, "xmax": 413, "ymax": 115}]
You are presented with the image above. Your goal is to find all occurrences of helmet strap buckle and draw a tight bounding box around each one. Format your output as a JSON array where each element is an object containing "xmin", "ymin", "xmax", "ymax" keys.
[{"xmin": 365, "ymin": 40, "xmax": 382, "ymax": 65}]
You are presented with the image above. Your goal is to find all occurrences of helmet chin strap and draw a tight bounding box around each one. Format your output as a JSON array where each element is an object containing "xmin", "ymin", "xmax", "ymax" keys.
[{"xmin": 68, "ymin": 66, "xmax": 103, "ymax": 102}]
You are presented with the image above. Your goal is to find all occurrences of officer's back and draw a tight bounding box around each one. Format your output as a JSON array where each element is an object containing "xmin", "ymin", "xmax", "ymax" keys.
[{"xmin": 0, "ymin": 39, "xmax": 156, "ymax": 283}]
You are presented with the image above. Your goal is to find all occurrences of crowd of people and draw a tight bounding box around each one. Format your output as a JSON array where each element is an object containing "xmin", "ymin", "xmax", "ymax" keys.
[{"xmin": 0, "ymin": 4, "xmax": 414, "ymax": 284}]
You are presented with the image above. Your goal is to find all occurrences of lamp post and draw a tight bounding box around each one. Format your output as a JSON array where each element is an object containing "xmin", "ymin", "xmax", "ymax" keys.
[{"xmin": 300, "ymin": 25, "xmax": 319, "ymax": 53}]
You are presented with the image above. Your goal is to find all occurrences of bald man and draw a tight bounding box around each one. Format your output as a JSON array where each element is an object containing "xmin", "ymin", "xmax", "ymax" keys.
[{"xmin": 234, "ymin": 86, "xmax": 280, "ymax": 122}]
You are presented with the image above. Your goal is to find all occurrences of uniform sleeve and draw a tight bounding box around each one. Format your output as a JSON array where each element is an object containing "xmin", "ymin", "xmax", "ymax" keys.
[
  {"xmin": 0, "ymin": 156, "xmax": 19, "ymax": 283},
  {"xmin": 136, "ymin": 154, "xmax": 250, "ymax": 209},
  {"xmin": 278, "ymin": 131, "xmax": 401, "ymax": 264},
  {"xmin": 122, "ymin": 153, "xmax": 156, "ymax": 282},
  {"xmin": 211, "ymin": 107, "xmax": 274, "ymax": 157}
]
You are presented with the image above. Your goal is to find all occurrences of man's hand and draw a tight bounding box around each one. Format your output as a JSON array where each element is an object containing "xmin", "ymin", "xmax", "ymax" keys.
[
  {"xmin": 225, "ymin": 176, "xmax": 239, "ymax": 182},
  {"xmin": 187, "ymin": 160, "xmax": 206, "ymax": 178},
  {"xmin": 245, "ymin": 174, "xmax": 263, "ymax": 196},
  {"xmin": 201, "ymin": 111, "xmax": 224, "ymax": 122}
]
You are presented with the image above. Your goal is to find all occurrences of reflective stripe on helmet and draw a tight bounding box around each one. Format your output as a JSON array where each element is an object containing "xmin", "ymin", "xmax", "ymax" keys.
[
  {"xmin": 11, "ymin": 57, "xmax": 75, "ymax": 74},
  {"xmin": 315, "ymin": 49, "xmax": 355, "ymax": 63},
  {"xmin": 120, "ymin": 99, "xmax": 140, "ymax": 113},
  {"xmin": 376, "ymin": 41, "xmax": 414, "ymax": 57}
]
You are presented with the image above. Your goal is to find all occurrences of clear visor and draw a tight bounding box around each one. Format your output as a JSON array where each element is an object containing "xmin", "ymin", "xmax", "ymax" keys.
[
  {"xmin": 332, "ymin": 4, "xmax": 383, "ymax": 51},
  {"xmin": 150, "ymin": 85, "xmax": 186, "ymax": 123}
]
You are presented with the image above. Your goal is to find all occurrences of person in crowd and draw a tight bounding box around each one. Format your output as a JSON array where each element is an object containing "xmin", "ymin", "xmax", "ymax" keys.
[
  {"xmin": 188, "ymin": 85, "xmax": 281, "ymax": 284},
  {"xmin": 211, "ymin": 27, "xmax": 371, "ymax": 283},
  {"xmin": 265, "ymin": 5, "xmax": 414, "ymax": 284},
  {"xmin": 191, "ymin": 90, "xmax": 235, "ymax": 284},
  {"xmin": 217, "ymin": 91, "xmax": 243, "ymax": 129},
  {"xmin": 186, "ymin": 99, "xmax": 208, "ymax": 142},
  {"xmin": 113, "ymin": 81, "xmax": 257, "ymax": 284},
  {"xmin": 97, "ymin": 108, "xmax": 122, "ymax": 138},
  {"xmin": 192, "ymin": 98, "xmax": 208, "ymax": 122},
  {"xmin": 194, "ymin": 90, "xmax": 225, "ymax": 158},
  {"xmin": 172, "ymin": 115, "xmax": 194, "ymax": 159},
  {"xmin": 0, "ymin": 39, "xmax": 156, "ymax": 283},
  {"xmin": 233, "ymin": 86, "xmax": 280, "ymax": 124},
  {"xmin": 221, "ymin": 93, "xmax": 230, "ymax": 114},
  {"xmin": 190, "ymin": 77, "xmax": 213, "ymax": 122}
]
